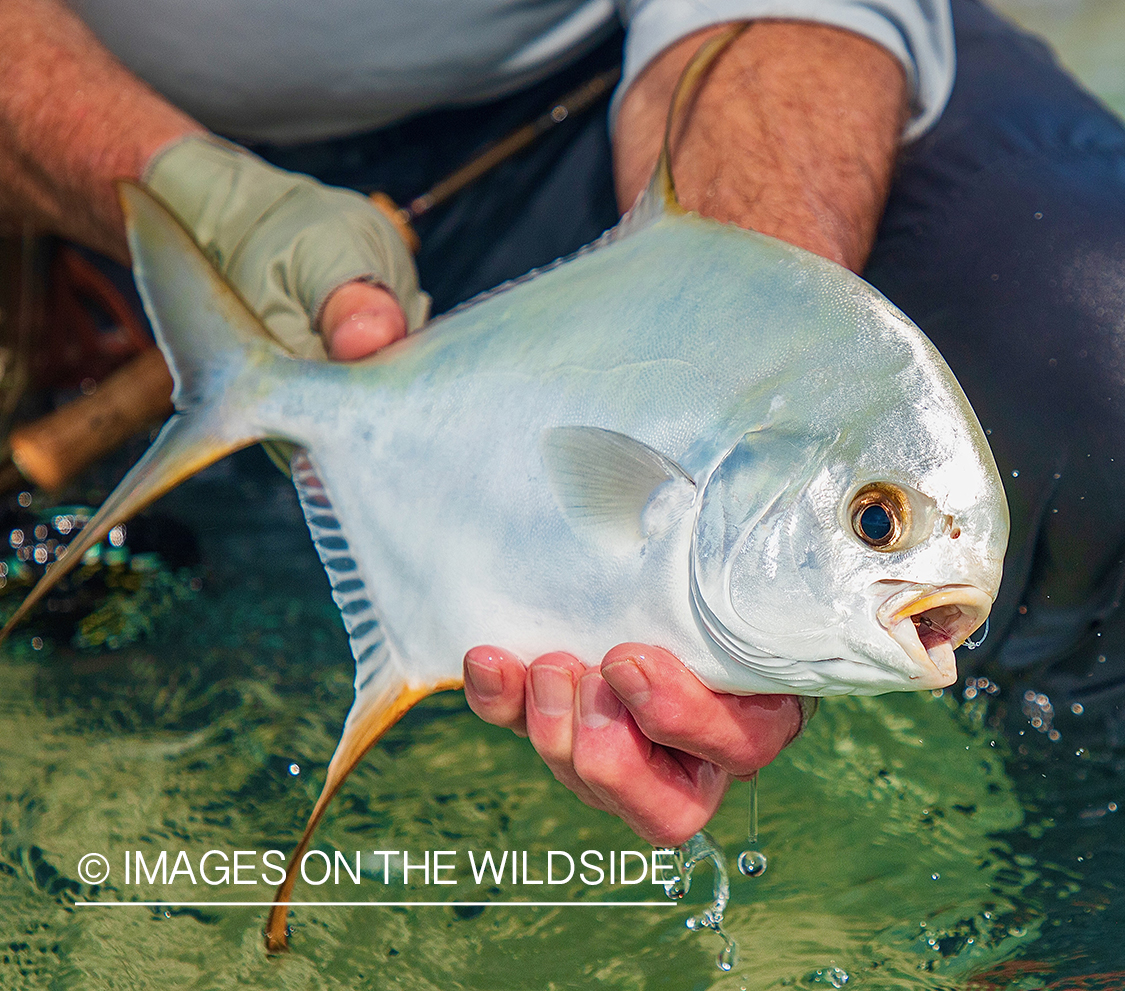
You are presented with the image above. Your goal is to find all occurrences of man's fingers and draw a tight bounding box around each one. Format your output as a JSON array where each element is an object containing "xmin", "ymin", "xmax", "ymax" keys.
[
  {"xmin": 524, "ymin": 653, "xmax": 607, "ymax": 811},
  {"xmin": 319, "ymin": 280, "xmax": 407, "ymax": 360},
  {"xmin": 463, "ymin": 645, "xmax": 529, "ymax": 737},
  {"xmin": 572, "ymin": 670, "xmax": 730, "ymax": 845},
  {"xmin": 600, "ymin": 643, "xmax": 803, "ymax": 777}
]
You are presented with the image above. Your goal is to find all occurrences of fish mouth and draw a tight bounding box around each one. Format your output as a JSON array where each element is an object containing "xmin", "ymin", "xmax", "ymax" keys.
[{"xmin": 874, "ymin": 583, "xmax": 994, "ymax": 689}]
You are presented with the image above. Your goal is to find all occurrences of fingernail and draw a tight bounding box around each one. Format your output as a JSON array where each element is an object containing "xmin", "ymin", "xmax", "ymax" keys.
[
  {"xmin": 579, "ymin": 674, "xmax": 622, "ymax": 729},
  {"xmin": 602, "ymin": 657, "xmax": 651, "ymax": 706},
  {"xmin": 464, "ymin": 652, "xmax": 503, "ymax": 700},
  {"xmin": 530, "ymin": 665, "xmax": 574, "ymax": 717}
]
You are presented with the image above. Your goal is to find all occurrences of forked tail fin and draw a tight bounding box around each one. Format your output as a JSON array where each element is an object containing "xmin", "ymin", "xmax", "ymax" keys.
[{"xmin": 1, "ymin": 183, "xmax": 287, "ymax": 639}]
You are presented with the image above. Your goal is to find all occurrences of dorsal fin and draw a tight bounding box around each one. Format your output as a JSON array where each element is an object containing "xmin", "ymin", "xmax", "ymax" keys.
[{"xmin": 615, "ymin": 21, "xmax": 750, "ymax": 236}]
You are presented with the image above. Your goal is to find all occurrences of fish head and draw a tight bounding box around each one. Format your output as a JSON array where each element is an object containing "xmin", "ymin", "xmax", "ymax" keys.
[{"xmin": 689, "ymin": 387, "xmax": 1008, "ymax": 696}]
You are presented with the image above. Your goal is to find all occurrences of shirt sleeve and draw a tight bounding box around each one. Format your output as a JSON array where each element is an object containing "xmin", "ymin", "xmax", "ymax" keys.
[{"xmin": 613, "ymin": 0, "xmax": 955, "ymax": 140}]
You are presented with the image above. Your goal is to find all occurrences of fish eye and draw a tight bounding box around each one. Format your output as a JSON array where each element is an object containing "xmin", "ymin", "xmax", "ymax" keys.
[{"xmin": 849, "ymin": 483, "xmax": 911, "ymax": 551}]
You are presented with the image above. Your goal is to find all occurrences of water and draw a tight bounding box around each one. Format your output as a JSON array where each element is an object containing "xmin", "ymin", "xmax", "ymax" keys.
[
  {"xmin": 1, "ymin": 451, "xmax": 1124, "ymax": 990},
  {"xmin": 737, "ymin": 774, "xmax": 768, "ymax": 879},
  {"xmin": 663, "ymin": 831, "xmax": 736, "ymax": 970}
]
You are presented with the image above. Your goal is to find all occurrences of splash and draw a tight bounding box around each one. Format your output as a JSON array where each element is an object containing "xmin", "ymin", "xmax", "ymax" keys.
[{"xmin": 663, "ymin": 831, "xmax": 736, "ymax": 970}]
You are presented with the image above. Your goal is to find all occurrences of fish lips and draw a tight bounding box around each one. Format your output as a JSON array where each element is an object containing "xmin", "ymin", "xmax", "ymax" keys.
[{"xmin": 873, "ymin": 582, "xmax": 994, "ymax": 689}]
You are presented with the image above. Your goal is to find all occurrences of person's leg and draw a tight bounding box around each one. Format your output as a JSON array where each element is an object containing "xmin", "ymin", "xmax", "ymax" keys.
[{"xmin": 864, "ymin": 0, "xmax": 1125, "ymax": 745}]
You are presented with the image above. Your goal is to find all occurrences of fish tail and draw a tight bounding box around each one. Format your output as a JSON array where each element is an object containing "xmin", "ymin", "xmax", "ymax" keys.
[{"xmin": 1, "ymin": 183, "xmax": 283, "ymax": 639}]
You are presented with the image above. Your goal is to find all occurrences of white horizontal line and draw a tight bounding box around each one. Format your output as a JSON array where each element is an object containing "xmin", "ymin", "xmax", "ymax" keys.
[{"xmin": 75, "ymin": 900, "xmax": 678, "ymax": 908}]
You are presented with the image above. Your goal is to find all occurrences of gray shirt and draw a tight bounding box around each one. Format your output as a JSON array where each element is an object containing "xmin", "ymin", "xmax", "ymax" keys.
[{"xmin": 71, "ymin": 0, "xmax": 953, "ymax": 144}]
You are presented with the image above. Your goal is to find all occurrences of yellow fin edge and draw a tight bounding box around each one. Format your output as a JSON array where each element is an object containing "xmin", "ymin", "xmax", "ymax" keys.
[
  {"xmin": 655, "ymin": 21, "xmax": 751, "ymax": 212},
  {"xmin": 264, "ymin": 677, "xmax": 464, "ymax": 952}
]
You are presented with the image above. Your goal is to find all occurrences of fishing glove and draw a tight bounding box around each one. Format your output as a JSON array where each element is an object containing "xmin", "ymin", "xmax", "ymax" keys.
[{"xmin": 143, "ymin": 135, "xmax": 430, "ymax": 360}]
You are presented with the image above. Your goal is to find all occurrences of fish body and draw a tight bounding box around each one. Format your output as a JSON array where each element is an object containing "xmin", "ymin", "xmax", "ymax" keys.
[
  {"xmin": 225, "ymin": 201, "xmax": 1005, "ymax": 699},
  {"xmin": 7, "ymin": 180, "xmax": 1008, "ymax": 947}
]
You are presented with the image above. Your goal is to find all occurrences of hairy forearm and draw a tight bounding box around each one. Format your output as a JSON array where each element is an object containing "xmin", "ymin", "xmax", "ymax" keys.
[
  {"xmin": 0, "ymin": 0, "xmax": 205, "ymax": 260},
  {"xmin": 614, "ymin": 21, "xmax": 908, "ymax": 273}
]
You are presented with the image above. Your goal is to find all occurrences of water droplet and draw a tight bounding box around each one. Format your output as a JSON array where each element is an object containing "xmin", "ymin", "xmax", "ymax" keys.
[
  {"xmin": 1071, "ymin": 702, "xmax": 1084, "ymax": 715},
  {"xmin": 108, "ymin": 524, "xmax": 127, "ymax": 548},
  {"xmin": 1011, "ymin": 470, "xmax": 1020, "ymax": 478},
  {"xmin": 738, "ymin": 850, "xmax": 767, "ymax": 877},
  {"xmin": 1034, "ymin": 211, "xmax": 1043, "ymax": 219},
  {"xmin": 17, "ymin": 491, "xmax": 31, "ymax": 508},
  {"xmin": 669, "ymin": 832, "xmax": 734, "ymax": 970},
  {"xmin": 664, "ymin": 875, "xmax": 686, "ymax": 900},
  {"xmin": 931, "ymin": 872, "xmax": 940, "ymax": 880},
  {"xmin": 964, "ymin": 618, "xmax": 989, "ymax": 650},
  {"xmin": 717, "ymin": 941, "xmax": 737, "ymax": 971},
  {"xmin": 288, "ymin": 763, "xmax": 300, "ymax": 776},
  {"xmin": 806, "ymin": 966, "xmax": 850, "ymax": 987},
  {"xmin": 30, "ymin": 637, "xmax": 43, "ymax": 650}
]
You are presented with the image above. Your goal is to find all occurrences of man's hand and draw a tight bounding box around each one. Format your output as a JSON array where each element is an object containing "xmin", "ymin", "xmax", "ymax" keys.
[
  {"xmin": 464, "ymin": 643, "xmax": 802, "ymax": 846},
  {"xmin": 144, "ymin": 136, "xmax": 427, "ymax": 360}
]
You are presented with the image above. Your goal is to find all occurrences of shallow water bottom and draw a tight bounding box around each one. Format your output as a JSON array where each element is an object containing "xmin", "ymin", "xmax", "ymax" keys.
[{"xmin": 0, "ymin": 451, "xmax": 1122, "ymax": 990}]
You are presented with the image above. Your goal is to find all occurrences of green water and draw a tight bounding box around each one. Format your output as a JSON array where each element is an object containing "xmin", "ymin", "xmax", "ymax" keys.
[{"xmin": 1, "ymin": 451, "xmax": 1120, "ymax": 990}]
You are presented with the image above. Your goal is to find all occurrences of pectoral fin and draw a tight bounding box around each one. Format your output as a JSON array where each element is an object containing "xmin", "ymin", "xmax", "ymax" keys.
[{"xmin": 540, "ymin": 426, "xmax": 695, "ymax": 548}]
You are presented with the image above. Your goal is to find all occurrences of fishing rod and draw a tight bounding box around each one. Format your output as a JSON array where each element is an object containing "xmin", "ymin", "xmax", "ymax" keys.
[{"xmin": 0, "ymin": 65, "xmax": 621, "ymax": 496}]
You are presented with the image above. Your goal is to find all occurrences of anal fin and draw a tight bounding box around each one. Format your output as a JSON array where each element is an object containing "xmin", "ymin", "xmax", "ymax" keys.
[
  {"xmin": 265, "ymin": 451, "xmax": 462, "ymax": 950},
  {"xmin": 264, "ymin": 675, "xmax": 460, "ymax": 952}
]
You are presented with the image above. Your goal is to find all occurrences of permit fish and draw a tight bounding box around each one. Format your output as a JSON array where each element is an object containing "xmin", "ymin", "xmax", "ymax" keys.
[{"xmin": 4, "ymin": 33, "xmax": 1008, "ymax": 951}]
